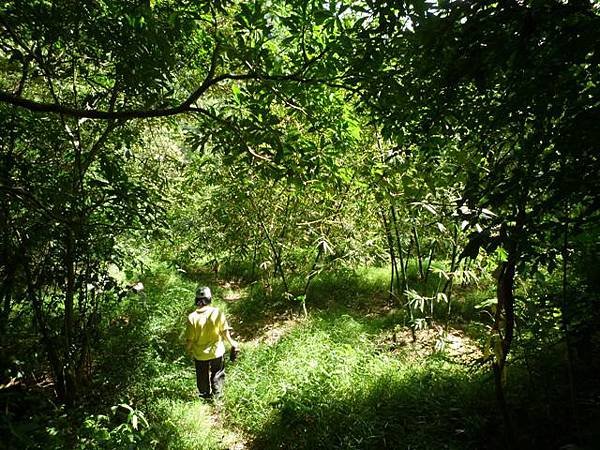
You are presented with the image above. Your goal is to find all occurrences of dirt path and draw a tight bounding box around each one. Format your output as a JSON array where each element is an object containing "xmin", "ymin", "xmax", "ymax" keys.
[
  {"xmin": 379, "ymin": 323, "xmax": 484, "ymax": 364},
  {"xmin": 219, "ymin": 280, "xmax": 302, "ymax": 346}
]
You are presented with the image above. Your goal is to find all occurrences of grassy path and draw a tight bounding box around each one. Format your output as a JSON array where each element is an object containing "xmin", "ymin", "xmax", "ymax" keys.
[
  {"xmin": 136, "ymin": 269, "xmax": 499, "ymax": 450},
  {"xmin": 3, "ymin": 267, "xmax": 597, "ymax": 449}
]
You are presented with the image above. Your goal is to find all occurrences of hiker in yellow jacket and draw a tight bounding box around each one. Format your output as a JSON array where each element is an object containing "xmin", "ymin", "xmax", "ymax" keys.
[{"xmin": 185, "ymin": 286, "xmax": 238, "ymax": 399}]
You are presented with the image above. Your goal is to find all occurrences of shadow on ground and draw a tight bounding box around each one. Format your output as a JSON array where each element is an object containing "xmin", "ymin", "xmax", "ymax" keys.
[{"xmin": 246, "ymin": 363, "xmax": 498, "ymax": 450}]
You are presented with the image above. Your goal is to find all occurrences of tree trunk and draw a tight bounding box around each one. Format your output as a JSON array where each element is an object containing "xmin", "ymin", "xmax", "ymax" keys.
[
  {"xmin": 561, "ymin": 215, "xmax": 579, "ymax": 436},
  {"xmin": 380, "ymin": 210, "xmax": 398, "ymax": 302},
  {"xmin": 0, "ymin": 265, "xmax": 16, "ymax": 337},
  {"xmin": 443, "ymin": 225, "xmax": 459, "ymax": 327},
  {"xmin": 25, "ymin": 265, "xmax": 67, "ymax": 403},
  {"xmin": 258, "ymin": 219, "xmax": 289, "ymax": 293},
  {"xmin": 250, "ymin": 238, "xmax": 259, "ymax": 281},
  {"xmin": 423, "ymin": 241, "xmax": 436, "ymax": 287},
  {"xmin": 63, "ymin": 230, "xmax": 77, "ymax": 405},
  {"xmin": 412, "ymin": 225, "xmax": 424, "ymax": 279},
  {"xmin": 403, "ymin": 236, "xmax": 413, "ymax": 282},
  {"xmin": 492, "ymin": 246, "xmax": 518, "ymax": 448},
  {"xmin": 390, "ymin": 205, "xmax": 407, "ymax": 299}
]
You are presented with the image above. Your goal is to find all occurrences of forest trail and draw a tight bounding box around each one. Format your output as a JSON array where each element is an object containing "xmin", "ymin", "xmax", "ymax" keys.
[
  {"xmin": 219, "ymin": 280, "xmax": 302, "ymax": 346},
  {"xmin": 189, "ymin": 281, "xmax": 303, "ymax": 450},
  {"xmin": 3, "ymin": 2, "xmax": 598, "ymax": 448},
  {"xmin": 176, "ymin": 279, "xmax": 488, "ymax": 450}
]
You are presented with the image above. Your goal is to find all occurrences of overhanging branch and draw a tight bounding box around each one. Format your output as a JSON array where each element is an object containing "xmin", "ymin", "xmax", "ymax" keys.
[
  {"xmin": 0, "ymin": 66, "xmax": 356, "ymax": 121},
  {"xmin": 0, "ymin": 90, "xmax": 191, "ymax": 120},
  {"xmin": 0, "ymin": 72, "xmax": 323, "ymax": 120}
]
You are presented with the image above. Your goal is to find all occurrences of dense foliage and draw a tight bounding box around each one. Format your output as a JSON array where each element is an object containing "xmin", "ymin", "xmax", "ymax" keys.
[{"xmin": 1, "ymin": 0, "xmax": 598, "ymax": 448}]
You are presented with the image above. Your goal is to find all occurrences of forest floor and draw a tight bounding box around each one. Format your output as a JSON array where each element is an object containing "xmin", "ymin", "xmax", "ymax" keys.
[
  {"xmin": 133, "ymin": 269, "xmax": 598, "ymax": 450},
  {"xmin": 3, "ymin": 266, "xmax": 597, "ymax": 449},
  {"xmin": 135, "ymin": 271, "xmax": 507, "ymax": 450}
]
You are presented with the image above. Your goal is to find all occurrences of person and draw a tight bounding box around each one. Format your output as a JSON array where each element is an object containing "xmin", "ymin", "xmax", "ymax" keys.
[{"xmin": 184, "ymin": 286, "xmax": 239, "ymax": 400}]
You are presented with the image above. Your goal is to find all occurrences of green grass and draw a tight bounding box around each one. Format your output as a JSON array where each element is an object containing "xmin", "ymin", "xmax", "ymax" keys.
[
  {"xmin": 221, "ymin": 313, "xmax": 496, "ymax": 449},
  {"xmin": 112, "ymin": 263, "xmax": 499, "ymax": 449},
  {"xmin": 141, "ymin": 399, "xmax": 225, "ymax": 450},
  {"xmin": 4, "ymin": 263, "xmax": 598, "ymax": 449},
  {"xmin": 109, "ymin": 264, "xmax": 506, "ymax": 449}
]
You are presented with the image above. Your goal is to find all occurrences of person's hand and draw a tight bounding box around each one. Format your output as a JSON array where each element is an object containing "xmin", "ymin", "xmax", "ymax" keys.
[{"xmin": 230, "ymin": 345, "xmax": 240, "ymax": 362}]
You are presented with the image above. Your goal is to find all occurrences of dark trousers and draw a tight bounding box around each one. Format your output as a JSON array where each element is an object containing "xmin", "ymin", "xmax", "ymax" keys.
[{"xmin": 194, "ymin": 356, "xmax": 225, "ymax": 398}]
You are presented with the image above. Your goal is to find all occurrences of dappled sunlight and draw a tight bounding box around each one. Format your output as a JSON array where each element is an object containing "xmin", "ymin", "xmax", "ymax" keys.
[
  {"xmin": 220, "ymin": 310, "xmax": 497, "ymax": 449},
  {"xmin": 377, "ymin": 324, "xmax": 484, "ymax": 365},
  {"xmin": 2, "ymin": 0, "xmax": 598, "ymax": 447},
  {"xmin": 146, "ymin": 398, "xmax": 225, "ymax": 449},
  {"xmin": 246, "ymin": 317, "xmax": 301, "ymax": 347}
]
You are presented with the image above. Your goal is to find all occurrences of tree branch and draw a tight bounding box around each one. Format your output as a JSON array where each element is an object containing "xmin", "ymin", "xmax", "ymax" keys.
[
  {"xmin": 0, "ymin": 38, "xmax": 355, "ymax": 121},
  {"xmin": 0, "ymin": 184, "xmax": 71, "ymax": 226}
]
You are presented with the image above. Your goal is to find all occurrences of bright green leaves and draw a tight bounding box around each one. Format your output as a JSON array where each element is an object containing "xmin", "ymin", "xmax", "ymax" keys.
[
  {"xmin": 350, "ymin": 0, "xmax": 600, "ymax": 275},
  {"xmin": 231, "ymin": 84, "xmax": 242, "ymax": 104},
  {"xmin": 188, "ymin": 75, "xmax": 362, "ymax": 187}
]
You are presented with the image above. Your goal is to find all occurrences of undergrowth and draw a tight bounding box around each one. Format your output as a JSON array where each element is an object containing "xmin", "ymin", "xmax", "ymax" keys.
[
  {"xmin": 123, "ymin": 263, "xmax": 501, "ymax": 449},
  {"xmin": 222, "ymin": 313, "xmax": 496, "ymax": 449},
  {"xmin": 3, "ymin": 262, "xmax": 598, "ymax": 449}
]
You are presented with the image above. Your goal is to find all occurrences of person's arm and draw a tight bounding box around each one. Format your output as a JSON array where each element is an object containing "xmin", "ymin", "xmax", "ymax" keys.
[
  {"xmin": 184, "ymin": 318, "xmax": 195, "ymax": 355},
  {"xmin": 220, "ymin": 312, "xmax": 238, "ymax": 349},
  {"xmin": 222, "ymin": 328, "xmax": 238, "ymax": 349}
]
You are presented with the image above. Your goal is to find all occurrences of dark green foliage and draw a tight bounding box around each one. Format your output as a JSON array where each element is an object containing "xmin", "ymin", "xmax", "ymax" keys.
[
  {"xmin": 1, "ymin": 0, "xmax": 599, "ymax": 448},
  {"xmin": 351, "ymin": 0, "xmax": 600, "ymax": 266}
]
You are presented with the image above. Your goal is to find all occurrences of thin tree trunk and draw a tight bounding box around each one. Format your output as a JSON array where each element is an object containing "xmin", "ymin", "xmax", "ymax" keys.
[
  {"xmin": 389, "ymin": 256, "xmax": 396, "ymax": 301},
  {"xmin": 300, "ymin": 181, "xmax": 353, "ymax": 314},
  {"xmin": 250, "ymin": 237, "xmax": 259, "ymax": 282},
  {"xmin": 0, "ymin": 292, "xmax": 11, "ymax": 335},
  {"xmin": 561, "ymin": 214, "xmax": 579, "ymax": 436},
  {"xmin": 269, "ymin": 235, "xmax": 289, "ymax": 293},
  {"xmin": 443, "ymin": 225, "xmax": 459, "ymax": 327},
  {"xmin": 424, "ymin": 241, "xmax": 436, "ymax": 288},
  {"xmin": 0, "ymin": 266, "xmax": 16, "ymax": 337},
  {"xmin": 381, "ymin": 211, "xmax": 398, "ymax": 303},
  {"xmin": 492, "ymin": 255, "xmax": 517, "ymax": 449},
  {"xmin": 393, "ymin": 251, "xmax": 402, "ymax": 303},
  {"xmin": 25, "ymin": 262, "xmax": 67, "ymax": 403},
  {"xmin": 390, "ymin": 205, "xmax": 407, "ymax": 300},
  {"xmin": 493, "ymin": 361, "xmax": 515, "ymax": 449},
  {"xmin": 412, "ymin": 225, "xmax": 424, "ymax": 279},
  {"xmin": 300, "ymin": 241, "xmax": 324, "ymax": 317},
  {"xmin": 403, "ymin": 236, "xmax": 413, "ymax": 286},
  {"xmin": 255, "ymin": 216, "xmax": 289, "ymax": 293},
  {"xmin": 303, "ymin": 245, "xmax": 323, "ymax": 296},
  {"xmin": 249, "ymin": 192, "xmax": 289, "ymax": 293},
  {"xmin": 63, "ymin": 230, "xmax": 77, "ymax": 405},
  {"xmin": 491, "ymin": 201, "xmax": 525, "ymax": 449}
]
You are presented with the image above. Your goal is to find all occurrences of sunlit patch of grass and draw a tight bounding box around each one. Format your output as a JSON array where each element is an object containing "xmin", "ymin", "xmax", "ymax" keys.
[
  {"xmin": 89, "ymin": 265, "xmax": 597, "ymax": 449},
  {"xmin": 304, "ymin": 266, "xmax": 390, "ymax": 309},
  {"xmin": 123, "ymin": 264, "xmax": 245, "ymax": 449},
  {"xmin": 142, "ymin": 399, "xmax": 224, "ymax": 450},
  {"xmin": 118, "ymin": 264, "xmax": 500, "ymax": 450},
  {"xmin": 222, "ymin": 313, "xmax": 495, "ymax": 449}
]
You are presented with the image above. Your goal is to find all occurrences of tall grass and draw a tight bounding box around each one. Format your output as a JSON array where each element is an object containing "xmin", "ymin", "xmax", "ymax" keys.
[
  {"xmin": 221, "ymin": 313, "xmax": 496, "ymax": 449},
  {"xmin": 121, "ymin": 263, "xmax": 501, "ymax": 449},
  {"xmin": 10, "ymin": 262, "xmax": 594, "ymax": 449}
]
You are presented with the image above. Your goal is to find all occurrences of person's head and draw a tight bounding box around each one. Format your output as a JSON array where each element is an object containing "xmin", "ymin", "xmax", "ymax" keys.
[{"xmin": 195, "ymin": 286, "xmax": 212, "ymax": 307}]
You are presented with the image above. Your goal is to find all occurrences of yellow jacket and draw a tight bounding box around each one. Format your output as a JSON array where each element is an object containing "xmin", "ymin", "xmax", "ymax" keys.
[{"xmin": 185, "ymin": 306, "xmax": 230, "ymax": 361}]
